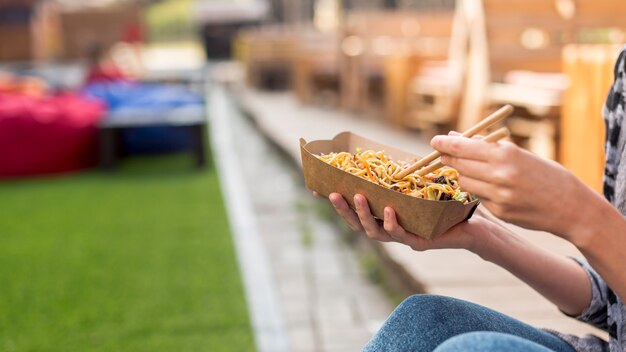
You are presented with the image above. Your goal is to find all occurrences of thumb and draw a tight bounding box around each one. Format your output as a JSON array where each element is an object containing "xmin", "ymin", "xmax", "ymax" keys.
[{"xmin": 449, "ymin": 130, "xmax": 483, "ymax": 140}]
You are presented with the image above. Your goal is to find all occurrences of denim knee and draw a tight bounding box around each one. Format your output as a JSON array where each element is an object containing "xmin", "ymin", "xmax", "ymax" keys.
[
  {"xmin": 395, "ymin": 294, "xmax": 459, "ymax": 316},
  {"xmin": 434, "ymin": 332, "xmax": 556, "ymax": 352},
  {"xmin": 363, "ymin": 295, "xmax": 464, "ymax": 352},
  {"xmin": 364, "ymin": 296, "xmax": 574, "ymax": 352}
]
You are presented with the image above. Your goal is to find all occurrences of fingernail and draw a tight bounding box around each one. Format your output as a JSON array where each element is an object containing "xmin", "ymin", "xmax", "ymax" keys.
[
  {"xmin": 384, "ymin": 208, "xmax": 390, "ymax": 221},
  {"xmin": 431, "ymin": 136, "xmax": 441, "ymax": 147},
  {"xmin": 353, "ymin": 195, "xmax": 360, "ymax": 209}
]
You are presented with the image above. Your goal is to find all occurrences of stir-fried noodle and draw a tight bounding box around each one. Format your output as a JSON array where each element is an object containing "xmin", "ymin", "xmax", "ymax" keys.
[{"xmin": 317, "ymin": 149, "xmax": 473, "ymax": 203}]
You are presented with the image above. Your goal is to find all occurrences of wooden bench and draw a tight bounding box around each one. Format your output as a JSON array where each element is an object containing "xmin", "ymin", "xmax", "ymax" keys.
[
  {"xmin": 291, "ymin": 27, "xmax": 340, "ymax": 106},
  {"xmin": 339, "ymin": 10, "xmax": 453, "ymax": 117},
  {"xmin": 400, "ymin": 1, "xmax": 471, "ymax": 134},
  {"xmin": 462, "ymin": 0, "xmax": 626, "ymax": 160},
  {"xmin": 461, "ymin": 0, "xmax": 570, "ymax": 160},
  {"xmin": 236, "ymin": 26, "xmax": 297, "ymax": 91}
]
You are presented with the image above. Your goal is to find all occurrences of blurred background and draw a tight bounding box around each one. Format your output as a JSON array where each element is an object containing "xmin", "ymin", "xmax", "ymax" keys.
[{"xmin": 0, "ymin": 0, "xmax": 624, "ymax": 351}]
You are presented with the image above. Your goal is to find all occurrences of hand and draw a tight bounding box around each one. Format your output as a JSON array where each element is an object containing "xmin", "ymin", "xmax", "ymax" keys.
[
  {"xmin": 431, "ymin": 134, "xmax": 592, "ymax": 238},
  {"xmin": 326, "ymin": 192, "xmax": 497, "ymax": 254}
]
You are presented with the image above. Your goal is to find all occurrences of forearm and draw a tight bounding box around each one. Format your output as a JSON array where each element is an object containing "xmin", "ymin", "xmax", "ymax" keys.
[
  {"xmin": 474, "ymin": 221, "xmax": 591, "ymax": 316},
  {"xmin": 569, "ymin": 189, "xmax": 626, "ymax": 303}
]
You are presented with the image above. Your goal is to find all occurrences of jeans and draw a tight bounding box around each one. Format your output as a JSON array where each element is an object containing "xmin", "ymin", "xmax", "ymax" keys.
[{"xmin": 363, "ymin": 295, "xmax": 576, "ymax": 352}]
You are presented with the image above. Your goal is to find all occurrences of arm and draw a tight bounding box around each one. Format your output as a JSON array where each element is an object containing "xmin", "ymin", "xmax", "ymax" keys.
[
  {"xmin": 568, "ymin": 188, "xmax": 626, "ymax": 307},
  {"xmin": 329, "ymin": 193, "xmax": 592, "ymax": 316},
  {"xmin": 431, "ymin": 135, "xmax": 626, "ymax": 304},
  {"xmin": 474, "ymin": 215, "xmax": 592, "ymax": 316}
]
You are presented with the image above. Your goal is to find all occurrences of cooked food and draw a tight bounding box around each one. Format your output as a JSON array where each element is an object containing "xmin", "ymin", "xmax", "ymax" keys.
[{"xmin": 317, "ymin": 149, "xmax": 473, "ymax": 203}]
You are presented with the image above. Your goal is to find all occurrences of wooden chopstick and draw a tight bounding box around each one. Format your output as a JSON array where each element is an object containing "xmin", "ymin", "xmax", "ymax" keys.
[
  {"xmin": 413, "ymin": 127, "xmax": 511, "ymax": 176},
  {"xmin": 393, "ymin": 104, "xmax": 513, "ymax": 180}
]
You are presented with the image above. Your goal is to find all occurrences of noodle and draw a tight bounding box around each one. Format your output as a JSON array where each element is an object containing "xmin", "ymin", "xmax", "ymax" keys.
[{"xmin": 317, "ymin": 149, "xmax": 473, "ymax": 203}]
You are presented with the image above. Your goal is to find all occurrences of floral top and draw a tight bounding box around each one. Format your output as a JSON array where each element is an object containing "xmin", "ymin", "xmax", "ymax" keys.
[{"xmin": 547, "ymin": 46, "xmax": 626, "ymax": 352}]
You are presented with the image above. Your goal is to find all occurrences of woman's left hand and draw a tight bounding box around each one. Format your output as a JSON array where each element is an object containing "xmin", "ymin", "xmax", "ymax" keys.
[{"xmin": 431, "ymin": 135, "xmax": 592, "ymax": 238}]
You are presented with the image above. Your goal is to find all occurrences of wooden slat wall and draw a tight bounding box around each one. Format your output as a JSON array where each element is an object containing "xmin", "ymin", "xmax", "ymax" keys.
[
  {"xmin": 481, "ymin": 0, "xmax": 626, "ymax": 81},
  {"xmin": 481, "ymin": 0, "xmax": 574, "ymax": 80},
  {"xmin": 460, "ymin": 0, "xmax": 626, "ymax": 126},
  {"xmin": 344, "ymin": 10, "xmax": 454, "ymax": 39}
]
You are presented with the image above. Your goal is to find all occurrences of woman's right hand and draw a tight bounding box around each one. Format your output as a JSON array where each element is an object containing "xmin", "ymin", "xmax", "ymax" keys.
[{"xmin": 326, "ymin": 192, "xmax": 502, "ymax": 256}]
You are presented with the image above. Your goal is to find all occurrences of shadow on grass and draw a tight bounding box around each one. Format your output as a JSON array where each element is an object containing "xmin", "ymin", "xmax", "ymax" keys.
[
  {"xmin": 101, "ymin": 153, "xmax": 210, "ymax": 179},
  {"xmin": 0, "ymin": 152, "xmax": 212, "ymax": 188}
]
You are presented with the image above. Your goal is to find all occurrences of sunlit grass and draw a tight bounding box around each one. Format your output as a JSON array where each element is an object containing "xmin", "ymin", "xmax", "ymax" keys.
[{"xmin": 0, "ymin": 154, "xmax": 254, "ymax": 352}]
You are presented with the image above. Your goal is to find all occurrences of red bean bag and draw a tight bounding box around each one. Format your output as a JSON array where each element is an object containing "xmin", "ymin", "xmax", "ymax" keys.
[{"xmin": 0, "ymin": 92, "xmax": 105, "ymax": 178}]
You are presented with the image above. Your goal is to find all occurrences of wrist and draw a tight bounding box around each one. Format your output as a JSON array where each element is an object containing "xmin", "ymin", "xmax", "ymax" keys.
[
  {"xmin": 465, "ymin": 217, "xmax": 508, "ymax": 261},
  {"xmin": 568, "ymin": 190, "xmax": 621, "ymax": 252},
  {"xmin": 555, "ymin": 172, "xmax": 604, "ymax": 241}
]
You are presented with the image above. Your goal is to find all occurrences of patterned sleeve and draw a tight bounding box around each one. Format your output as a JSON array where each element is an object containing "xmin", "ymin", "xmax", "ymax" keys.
[
  {"xmin": 602, "ymin": 46, "xmax": 626, "ymax": 204},
  {"xmin": 570, "ymin": 258, "xmax": 612, "ymax": 331}
]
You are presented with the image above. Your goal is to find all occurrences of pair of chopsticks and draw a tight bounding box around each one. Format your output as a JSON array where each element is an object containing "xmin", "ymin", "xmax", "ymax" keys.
[{"xmin": 394, "ymin": 105, "xmax": 514, "ymax": 179}]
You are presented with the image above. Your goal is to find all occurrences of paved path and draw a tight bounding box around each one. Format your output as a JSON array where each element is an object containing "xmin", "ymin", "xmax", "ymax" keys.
[
  {"xmin": 210, "ymin": 80, "xmax": 392, "ymax": 352},
  {"xmin": 210, "ymin": 83, "xmax": 290, "ymax": 352},
  {"xmin": 232, "ymin": 84, "xmax": 607, "ymax": 338}
]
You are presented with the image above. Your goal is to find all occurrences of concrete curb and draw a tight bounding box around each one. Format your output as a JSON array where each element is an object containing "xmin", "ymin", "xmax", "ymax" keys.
[{"xmin": 208, "ymin": 82, "xmax": 291, "ymax": 352}]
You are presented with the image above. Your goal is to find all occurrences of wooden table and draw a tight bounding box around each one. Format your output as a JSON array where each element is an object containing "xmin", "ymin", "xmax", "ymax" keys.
[{"xmin": 561, "ymin": 44, "xmax": 622, "ymax": 192}]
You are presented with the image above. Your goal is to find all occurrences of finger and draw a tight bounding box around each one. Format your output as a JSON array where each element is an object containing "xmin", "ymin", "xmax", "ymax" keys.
[
  {"xmin": 383, "ymin": 207, "xmax": 417, "ymax": 242},
  {"xmin": 382, "ymin": 207, "xmax": 407, "ymax": 241},
  {"xmin": 448, "ymin": 131, "xmax": 483, "ymax": 140},
  {"xmin": 430, "ymin": 136, "xmax": 496, "ymax": 161},
  {"xmin": 385, "ymin": 207, "xmax": 476, "ymax": 251},
  {"xmin": 455, "ymin": 175, "xmax": 496, "ymax": 202},
  {"xmin": 354, "ymin": 194, "xmax": 393, "ymax": 241},
  {"xmin": 448, "ymin": 130, "xmax": 483, "ymax": 139},
  {"xmin": 440, "ymin": 155, "xmax": 493, "ymax": 183},
  {"xmin": 479, "ymin": 199, "xmax": 513, "ymax": 222},
  {"xmin": 383, "ymin": 207, "xmax": 432, "ymax": 250},
  {"xmin": 312, "ymin": 191, "xmax": 321, "ymax": 198},
  {"xmin": 329, "ymin": 193, "xmax": 364, "ymax": 232}
]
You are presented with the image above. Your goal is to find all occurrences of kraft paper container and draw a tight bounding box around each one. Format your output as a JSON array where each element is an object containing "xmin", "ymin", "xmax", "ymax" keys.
[{"xmin": 300, "ymin": 132, "xmax": 479, "ymax": 239}]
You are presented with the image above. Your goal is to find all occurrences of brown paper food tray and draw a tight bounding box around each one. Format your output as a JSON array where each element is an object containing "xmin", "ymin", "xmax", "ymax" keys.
[{"xmin": 300, "ymin": 132, "xmax": 479, "ymax": 239}]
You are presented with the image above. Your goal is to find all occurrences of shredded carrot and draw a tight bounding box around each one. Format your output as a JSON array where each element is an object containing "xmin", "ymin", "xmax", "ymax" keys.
[{"xmin": 364, "ymin": 162, "xmax": 376, "ymax": 182}]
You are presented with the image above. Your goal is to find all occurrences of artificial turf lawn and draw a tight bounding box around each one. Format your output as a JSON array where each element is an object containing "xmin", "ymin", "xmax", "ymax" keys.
[{"xmin": 0, "ymin": 155, "xmax": 254, "ymax": 352}]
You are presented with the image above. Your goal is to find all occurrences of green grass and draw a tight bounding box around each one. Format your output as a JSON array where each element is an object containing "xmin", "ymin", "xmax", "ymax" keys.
[{"xmin": 0, "ymin": 155, "xmax": 254, "ymax": 352}]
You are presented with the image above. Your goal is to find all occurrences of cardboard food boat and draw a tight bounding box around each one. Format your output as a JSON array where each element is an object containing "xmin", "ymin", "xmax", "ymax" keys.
[{"xmin": 300, "ymin": 132, "xmax": 480, "ymax": 239}]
